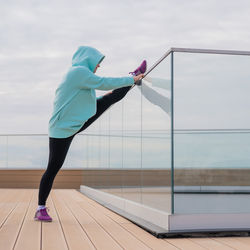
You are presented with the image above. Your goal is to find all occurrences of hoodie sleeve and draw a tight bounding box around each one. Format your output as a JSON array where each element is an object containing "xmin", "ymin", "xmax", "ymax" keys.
[{"xmin": 72, "ymin": 67, "xmax": 134, "ymax": 90}]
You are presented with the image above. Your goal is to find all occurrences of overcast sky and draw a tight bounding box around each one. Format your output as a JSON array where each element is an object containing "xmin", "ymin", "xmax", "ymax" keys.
[{"xmin": 1, "ymin": 0, "xmax": 250, "ymax": 134}]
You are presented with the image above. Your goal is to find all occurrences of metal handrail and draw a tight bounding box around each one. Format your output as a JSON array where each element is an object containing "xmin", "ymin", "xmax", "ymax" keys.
[
  {"xmin": 171, "ymin": 47, "xmax": 250, "ymax": 56},
  {"xmin": 143, "ymin": 47, "xmax": 250, "ymax": 78}
]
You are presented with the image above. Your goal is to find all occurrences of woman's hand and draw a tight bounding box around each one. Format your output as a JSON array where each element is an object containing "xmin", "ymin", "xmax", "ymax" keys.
[{"xmin": 133, "ymin": 74, "xmax": 144, "ymax": 84}]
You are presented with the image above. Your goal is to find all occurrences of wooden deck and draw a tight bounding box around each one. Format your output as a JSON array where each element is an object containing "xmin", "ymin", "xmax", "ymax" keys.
[{"xmin": 0, "ymin": 189, "xmax": 250, "ymax": 250}]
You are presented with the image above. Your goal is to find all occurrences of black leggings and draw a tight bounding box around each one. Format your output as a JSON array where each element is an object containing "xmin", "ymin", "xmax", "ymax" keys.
[{"xmin": 38, "ymin": 85, "xmax": 133, "ymax": 205}]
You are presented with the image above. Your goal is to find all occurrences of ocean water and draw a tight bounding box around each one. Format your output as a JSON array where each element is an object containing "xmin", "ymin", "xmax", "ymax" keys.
[
  {"xmin": 174, "ymin": 130, "xmax": 250, "ymax": 169},
  {"xmin": 0, "ymin": 130, "xmax": 249, "ymax": 170}
]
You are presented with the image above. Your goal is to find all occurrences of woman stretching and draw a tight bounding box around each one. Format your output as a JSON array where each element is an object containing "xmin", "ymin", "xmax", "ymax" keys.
[{"xmin": 34, "ymin": 46, "xmax": 146, "ymax": 222}]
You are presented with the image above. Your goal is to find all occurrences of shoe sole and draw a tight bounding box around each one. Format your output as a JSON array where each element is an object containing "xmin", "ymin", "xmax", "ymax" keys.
[{"xmin": 34, "ymin": 217, "xmax": 52, "ymax": 222}]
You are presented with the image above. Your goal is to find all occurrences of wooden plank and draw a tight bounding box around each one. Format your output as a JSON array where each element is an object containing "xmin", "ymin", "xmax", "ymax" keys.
[
  {"xmin": 0, "ymin": 189, "xmax": 25, "ymax": 226},
  {"xmin": 41, "ymin": 195, "xmax": 68, "ymax": 250},
  {"xmin": 121, "ymin": 223, "xmax": 179, "ymax": 250},
  {"xmin": 62, "ymin": 189, "xmax": 151, "ymax": 250},
  {"xmin": 0, "ymin": 189, "xmax": 26, "ymax": 228},
  {"xmin": 0, "ymin": 189, "xmax": 10, "ymax": 198},
  {"xmin": 0, "ymin": 189, "xmax": 14, "ymax": 207},
  {"xmin": 55, "ymin": 190, "xmax": 124, "ymax": 250},
  {"xmin": 72, "ymin": 190, "xmax": 188, "ymax": 250},
  {"xmin": 72, "ymin": 189, "xmax": 132, "ymax": 224},
  {"xmin": 0, "ymin": 189, "xmax": 22, "ymax": 200},
  {"xmin": 14, "ymin": 189, "xmax": 41, "ymax": 250},
  {"xmin": 71, "ymin": 190, "xmax": 207, "ymax": 250},
  {"xmin": 0, "ymin": 189, "xmax": 33, "ymax": 250},
  {"xmin": 211, "ymin": 237, "xmax": 250, "ymax": 250},
  {"xmin": 189, "ymin": 237, "xmax": 235, "ymax": 250},
  {"xmin": 234, "ymin": 237, "xmax": 250, "ymax": 246},
  {"xmin": 1, "ymin": 188, "xmax": 250, "ymax": 250},
  {"xmin": 165, "ymin": 238, "xmax": 206, "ymax": 250},
  {"xmin": 50, "ymin": 190, "xmax": 96, "ymax": 250}
]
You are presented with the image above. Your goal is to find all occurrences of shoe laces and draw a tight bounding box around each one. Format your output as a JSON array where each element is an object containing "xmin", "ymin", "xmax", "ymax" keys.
[{"xmin": 40, "ymin": 206, "xmax": 50, "ymax": 216}]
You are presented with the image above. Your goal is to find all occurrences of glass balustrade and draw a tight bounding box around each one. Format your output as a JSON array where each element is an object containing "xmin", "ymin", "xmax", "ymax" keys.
[
  {"xmin": 79, "ymin": 48, "xmax": 250, "ymax": 235},
  {"xmin": 174, "ymin": 51, "xmax": 250, "ymax": 215}
]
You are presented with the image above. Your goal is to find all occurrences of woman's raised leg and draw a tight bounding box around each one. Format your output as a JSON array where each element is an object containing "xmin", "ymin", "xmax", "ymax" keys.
[{"xmin": 76, "ymin": 85, "xmax": 133, "ymax": 133}]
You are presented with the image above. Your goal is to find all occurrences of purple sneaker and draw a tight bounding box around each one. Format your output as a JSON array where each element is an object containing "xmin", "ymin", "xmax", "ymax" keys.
[
  {"xmin": 129, "ymin": 60, "xmax": 147, "ymax": 76},
  {"xmin": 34, "ymin": 207, "xmax": 52, "ymax": 222}
]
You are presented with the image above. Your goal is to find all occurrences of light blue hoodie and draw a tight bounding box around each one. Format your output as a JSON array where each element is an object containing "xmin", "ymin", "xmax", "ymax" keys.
[{"xmin": 48, "ymin": 46, "xmax": 134, "ymax": 138}]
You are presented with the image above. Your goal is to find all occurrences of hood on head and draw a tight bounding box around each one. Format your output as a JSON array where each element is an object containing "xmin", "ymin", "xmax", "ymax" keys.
[{"xmin": 72, "ymin": 46, "xmax": 105, "ymax": 72}]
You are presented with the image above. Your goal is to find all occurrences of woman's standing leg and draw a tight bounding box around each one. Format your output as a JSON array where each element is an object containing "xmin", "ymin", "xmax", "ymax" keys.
[
  {"xmin": 35, "ymin": 135, "xmax": 75, "ymax": 221},
  {"xmin": 38, "ymin": 136, "xmax": 74, "ymax": 205}
]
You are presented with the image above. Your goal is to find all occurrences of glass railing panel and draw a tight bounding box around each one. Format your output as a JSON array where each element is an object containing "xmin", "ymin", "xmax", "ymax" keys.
[
  {"xmin": 174, "ymin": 52, "xmax": 250, "ymax": 214},
  {"xmin": 62, "ymin": 132, "xmax": 89, "ymax": 169},
  {"xmin": 141, "ymin": 54, "xmax": 172, "ymax": 213},
  {"xmin": 110, "ymin": 100, "xmax": 123, "ymax": 169},
  {"xmin": 97, "ymin": 110, "xmax": 109, "ymax": 170},
  {"xmin": 87, "ymin": 116, "xmax": 100, "ymax": 170},
  {"xmin": 82, "ymin": 108, "xmax": 110, "ymax": 188},
  {"xmin": 122, "ymin": 85, "xmax": 142, "ymax": 204},
  {"xmin": 109, "ymin": 100, "xmax": 123, "ymax": 197}
]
